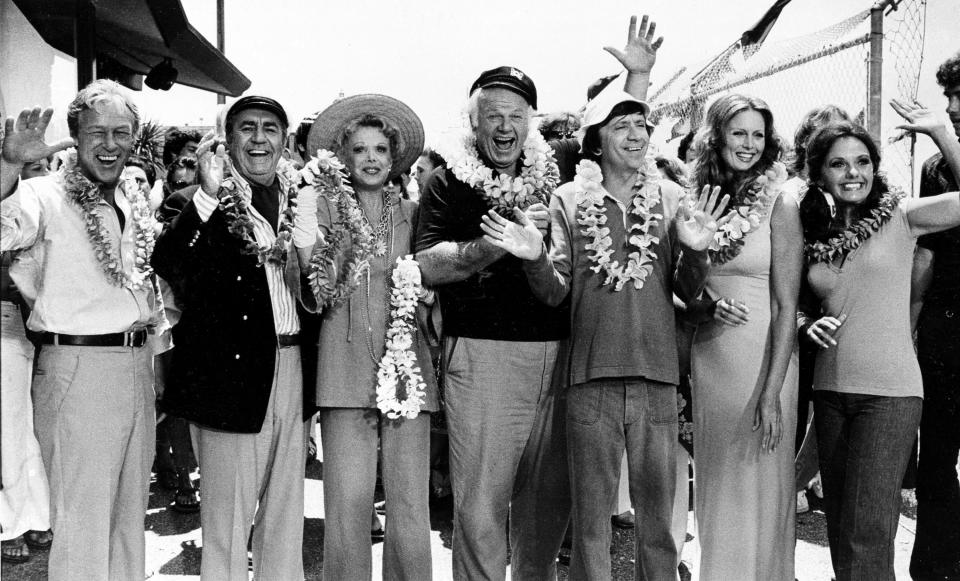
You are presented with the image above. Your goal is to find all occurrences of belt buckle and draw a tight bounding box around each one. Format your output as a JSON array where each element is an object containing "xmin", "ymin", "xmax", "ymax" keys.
[
  {"xmin": 51, "ymin": 333, "xmax": 61, "ymax": 346},
  {"xmin": 124, "ymin": 330, "xmax": 144, "ymax": 348}
]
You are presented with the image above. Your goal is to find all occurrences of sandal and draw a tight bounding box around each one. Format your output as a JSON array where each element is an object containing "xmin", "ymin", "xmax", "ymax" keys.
[
  {"xmin": 1, "ymin": 536, "xmax": 30, "ymax": 564},
  {"xmin": 24, "ymin": 529, "xmax": 53, "ymax": 550},
  {"xmin": 173, "ymin": 487, "xmax": 201, "ymax": 513}
]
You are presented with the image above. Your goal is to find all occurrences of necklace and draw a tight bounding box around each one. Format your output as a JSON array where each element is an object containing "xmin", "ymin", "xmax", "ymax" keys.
[
  {"xmin": 575, "ymin": 159, "xmax": 663, "ymax": 291},
  {"xmin": 707, "ymin": 163, "xmax": 786, "ymax": 265},
  {"xmin": 357, "ymin": 190, "xmax": 394, "ymax": 258},
  {"xmin": 438, "ymin": 122, "xmax": 560, "ymax": 210},
  {"xmin": 360, "ymin": 209, "xmax": 395, "ymax": 365},
  {"xmin": 63, "ymin": 165, "xmax": 156, "ymax": 291},
  {"xmin": 804, "ymin": 190, "xmax": 903, "ymax": 264}
]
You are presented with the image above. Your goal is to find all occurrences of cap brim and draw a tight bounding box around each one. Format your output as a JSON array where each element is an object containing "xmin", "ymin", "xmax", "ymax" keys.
[
  {"xmin": 478, "ymin": 80, "xmax": 535, "ymax": 107},
  {"xmin": 306, "ymin": 94, "xmax": 425, "ymax": 180}
]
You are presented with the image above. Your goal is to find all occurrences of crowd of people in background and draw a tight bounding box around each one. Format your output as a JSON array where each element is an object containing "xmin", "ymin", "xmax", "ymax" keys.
[{"xmin": 1, "ymin": 11, "xmax": 958, "ymax": 581}]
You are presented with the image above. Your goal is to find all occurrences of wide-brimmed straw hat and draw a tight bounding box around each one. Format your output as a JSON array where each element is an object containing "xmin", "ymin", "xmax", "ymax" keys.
[{"xmin": 306, "ymin": 94, "xmax": 424, "ymax": 180}]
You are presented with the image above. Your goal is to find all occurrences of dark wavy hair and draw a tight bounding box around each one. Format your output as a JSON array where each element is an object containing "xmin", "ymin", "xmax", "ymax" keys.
[
  {"xmin": 335, "ymin": 114, "xmax": 402, "ymax": 173},
  {"xmin": 580, "ymin": 101, "xmax": 648, "ymax": 164},
  {"xmin": 936, "ymin": 50, "xmax": 960, "ymax": 89},
  {"xmin": 792, "ymin": 105, "xmax": 851, "ymax": 177},
  {"xmin": 799, "ymin": 121, "xmax": 889, "ymax": 244},
  {"xmin": 690, "ymin": 94, "xmax": 781, "ymax": 202},
  {"xmin": 124, "ymin": 155, "xmax": 156, "ymax": 187},
  {"xmin": 163, "ymin": 128, "xmax": 202, "ymax": 166},
  {"xmin": 677, "ymin": 131, "xmax": 696, "ymax": 161}
]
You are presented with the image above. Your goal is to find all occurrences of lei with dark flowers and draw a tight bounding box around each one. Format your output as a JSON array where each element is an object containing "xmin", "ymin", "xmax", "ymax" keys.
[
  {"xmin": 64, "ymin": 166, "xmax": 156, "ymax": 290},
  {"xmin": 804, "ymin": 190, "xmax": 904, "ymax": 264}
]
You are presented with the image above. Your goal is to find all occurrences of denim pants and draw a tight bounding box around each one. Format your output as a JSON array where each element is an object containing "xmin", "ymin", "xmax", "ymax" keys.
[
  {"xmin": 814, "ymin": 390, "xmax": 922, "ymax": 581},
  {"xmin": 567, "ymin": 378, "xmax": 678, "ymax": 581},
  {"xmin": 444, "ymin": 337, "xmax": 568, "ymax": 581},
  {"xmin": 911, "ymin": 304, "xmax": 960, "ymax": 581}
]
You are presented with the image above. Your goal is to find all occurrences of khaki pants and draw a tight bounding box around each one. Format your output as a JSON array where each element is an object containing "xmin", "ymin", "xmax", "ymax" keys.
[
  {"xmin": 194, "ymin": 345, "xmax": 305, "ymax": 581},
  {"xmin": 33, "ymin": 344, "xmax": 155, "ymax": 581}
]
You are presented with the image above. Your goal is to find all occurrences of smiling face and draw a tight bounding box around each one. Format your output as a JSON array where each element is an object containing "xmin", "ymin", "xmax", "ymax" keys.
[
  {"xmin": 474, "ymin": 88, "xmax": 530, "ymax": 176},
  {"xmin": 226, "ymin": 108, "xmax": 284, "ymax": 186},
  {"xmin": 598, "ymin": 112, "xmax": 650, "ymax": 172},
  {"xmin": 818, "ymin": 136, "xmax": 875, "ymax": 205},
  {"xmin": 75, "ymin": 98, "xmax": 136, "ymax": 186},
  {"xmin": 719, "ymin": 109, "xmax": 766, "ymax": 173},
  {"xmin": 344, "ymin": 126, "xmax": 393, "ymax": 193}
]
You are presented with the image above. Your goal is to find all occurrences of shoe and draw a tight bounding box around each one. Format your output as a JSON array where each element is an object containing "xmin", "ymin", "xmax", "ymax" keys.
[
  {"xmin": 611, "ymin": 511, "xmax": 635, "ymax": 529},
  {"xmin": 1, "ymin": 537, "xmax": 30, "ymax": 564},
  {"xmin": 157, "ymin": 468, "xmax": 179, "ymax": 491},
  {"xmin": 371, "ymin": 513, "xmax": 385, "ymax": 542},
  {"xmin": 173, "ymin": 487, "xmax": 201, "ymax": 513},
  {"xmin": 797, "ymin": 490, "xmax": 809, "ymax": 514},
  {"xmin": 375, "ymin": 500, "xmax": 387, "ymax": 515},
  {"xmin": 24, "ymin": 530, "xmax": 52, "ymax": 550}
]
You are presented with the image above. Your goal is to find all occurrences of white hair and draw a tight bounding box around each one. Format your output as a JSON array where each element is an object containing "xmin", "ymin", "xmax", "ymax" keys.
[{"xmin": 465, "ymin": 87, "xmax": 536, "ymax": 132}]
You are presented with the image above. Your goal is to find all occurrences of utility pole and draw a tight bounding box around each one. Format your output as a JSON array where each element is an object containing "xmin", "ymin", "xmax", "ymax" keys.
[{"xmin": 217, "ymin": 0, "xmax": 226, "ymax": 105}]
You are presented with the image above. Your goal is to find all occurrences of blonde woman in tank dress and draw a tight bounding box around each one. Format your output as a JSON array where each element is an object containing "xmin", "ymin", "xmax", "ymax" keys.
[{"xmin": 688, "ymin": 94, "xmax": 802, "ymax": 581}]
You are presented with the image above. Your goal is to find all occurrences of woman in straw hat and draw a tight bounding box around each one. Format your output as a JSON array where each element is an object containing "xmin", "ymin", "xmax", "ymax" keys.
[{"xmin": 292, "ymin": 94, "xmax": 437, "ymax": 580}]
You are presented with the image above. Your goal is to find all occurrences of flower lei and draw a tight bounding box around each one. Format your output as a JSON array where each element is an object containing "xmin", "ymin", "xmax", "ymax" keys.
[
  {"xmin": 804, "ymin": 189, "xmax": 904, "ymax": 263},
  {"xmin": 218, "ymin": 160, "xmax": 299, "ymax": 266},
  {"xmin": 63, "ymin": 164, "xmax": 156, "ymax": 291},
  {"xmin": 439, "ymin": 123, "xmax": 560, "ymax": 210},
  {"xmin": 575, "ymin": 159, "xmax": 663, "ymax": 291},
  {"xmin": 706, "ymin": 164, "xmax": 786, "ymax": 265},
  {"xmin": 375, "ymin": 255, "xmax": 428, "ymax": 420},
  {"xmin": 302, "ymin": 150, "xmax": 378, "ymax": 311}
]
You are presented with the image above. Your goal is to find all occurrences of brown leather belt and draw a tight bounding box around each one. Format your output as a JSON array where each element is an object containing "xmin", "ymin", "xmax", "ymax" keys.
[
  {"xmin": 41, "ymin": 329, "xmax": 148, "ymax": 348},
  {"xmin": 278, "ymin": 334, "xmax": 300, "ymax": 347}
]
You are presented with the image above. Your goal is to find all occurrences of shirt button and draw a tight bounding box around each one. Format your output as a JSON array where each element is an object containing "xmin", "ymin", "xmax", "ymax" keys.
[
  {"xmin": 242, "ymin": 315, "xmax": 248, "ymax": 321},
  {"xmin": 236, "ymin": 276, "xmax": 242, "ymax": 281},
  {"xmin": 235, "ymin": 354, "xmax": 240, "ymax": 360}
]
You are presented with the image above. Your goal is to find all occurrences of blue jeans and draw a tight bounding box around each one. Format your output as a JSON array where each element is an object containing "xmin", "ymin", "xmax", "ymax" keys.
[
  {"xmin": 567, "ymin": 378, "xmax": 678, "ymax": 581},
  {"xmin": 814, "ymin": 391, "xmax": 922, "ymax": 581}
]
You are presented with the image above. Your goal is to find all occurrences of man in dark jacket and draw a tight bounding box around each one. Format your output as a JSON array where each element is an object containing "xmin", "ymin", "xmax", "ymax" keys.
[{"xmin": 152, "ymin": 96, "xmax": 307, "ymax": 581}]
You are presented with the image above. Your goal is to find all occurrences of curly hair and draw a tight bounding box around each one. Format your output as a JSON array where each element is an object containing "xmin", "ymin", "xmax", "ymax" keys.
[
  {"xmin": 799, "ymin": 121, "xmax": 890, "ymax": 244},
  {"xmin": 936, "ymin": 50, "xmax": 960, "ymax": 89},
  {"xmin": 66, "ymin": 79, "xmax": 140, "ymax": 140},
  {"xmin": 124, "ymin": 155, "xmax": 157, "ymax": 187},
  {"xmin": 676, "ymin": 131, "xmax": 696, "ymax": 162},
  {"xmin": 690, "ymin": 94, "xmax": 781, "ymax": 202},
  {"xmin": 334, "ymin": 113, "xmax": 402, "ymax": 171},
  {"xmin": 163, "ymin": 128, "xmax": 202, "ymax": 166},
  {"xmin": 792, "ymin": 105, "xmax": 851, "ymax": 177}
]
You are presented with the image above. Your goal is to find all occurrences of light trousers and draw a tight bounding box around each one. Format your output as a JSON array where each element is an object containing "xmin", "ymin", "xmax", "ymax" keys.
[
  {"xmin": 33, "ymin": 343, "xmax": 155, "ymax": 581},
  {"xmin": 194, "ymin": 345, "xmax": 306, "ymax": 581}
]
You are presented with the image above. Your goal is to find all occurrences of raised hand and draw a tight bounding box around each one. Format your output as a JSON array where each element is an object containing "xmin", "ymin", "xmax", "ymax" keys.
[
  {"xmin": 196, "ymin": 130, "xmax": 232, "ymax": 198},
  {"xmin": 603, "ymin": 14, "xmax": 664, "ymax": 74},
  {"xmin": 890, "ymin": 98, "xmax": 950, "ymax": 137},
  {"xmin": 676, "ymin": 184, "xmax": 730, "ymax": 252},
  {"xmin": 1, "ymin": 107, "xmax": 74, "ymax": 166},
  {"xmin": 480, "ymin": 208, "xmax": 544, "ymax": 261},
  {"xmin": 523, "ymin": 202, "xmax": 550, "ymax": 237}
]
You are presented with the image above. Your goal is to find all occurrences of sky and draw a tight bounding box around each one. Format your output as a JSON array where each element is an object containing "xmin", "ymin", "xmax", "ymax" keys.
[{"xmin": 126, "ymin": 0, "xmax": 958, "ymax": 146}]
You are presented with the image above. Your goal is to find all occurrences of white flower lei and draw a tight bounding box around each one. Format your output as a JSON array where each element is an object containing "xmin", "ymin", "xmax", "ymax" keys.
[
  {"xmin": 575, "ymin": 159, "xmax": 663, "ymax": 291},
  {"xmin": 62, "ymin": 157, "xmax": 157, "ymax": 291},
  {"xmin": 438, "ymin": 121, "xmax": 560, "ymax": 210},
  {"xmin": 705, "ymin": 162, "xmax": 786, "ymax": 265},
  {"xmin": 375, "ymin": 255, "xmax": 428, "ymax": 420}
]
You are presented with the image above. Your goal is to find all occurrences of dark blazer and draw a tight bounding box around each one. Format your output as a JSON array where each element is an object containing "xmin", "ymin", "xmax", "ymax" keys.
[{"xmin": 152, "ymin": 185, "xmax": 318, "ymax": 432}]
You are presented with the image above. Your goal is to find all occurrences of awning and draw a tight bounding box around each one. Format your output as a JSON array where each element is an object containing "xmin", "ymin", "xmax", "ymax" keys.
[{"xmin": 13, "ymin": 0, "xmax": 251, "ymax": 96}]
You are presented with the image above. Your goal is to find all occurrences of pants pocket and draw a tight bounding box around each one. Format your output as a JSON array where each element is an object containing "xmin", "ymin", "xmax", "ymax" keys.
[
  {"xmin": 567, "ymin": 383, "xmax": 602, "ymax": 426},
  {"xmin": 646, "ymin": 384, "xmax": 678, "ymax": 425},
  {"xmin": 32, "ymin": 349, "xmax": 82, "ymax": 415}
]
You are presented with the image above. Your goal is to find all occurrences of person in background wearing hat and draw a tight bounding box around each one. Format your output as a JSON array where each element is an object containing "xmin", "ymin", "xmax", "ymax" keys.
[
  {"xmin": 152, "ymin": 95, "xmax": 308, "ymax": 581},
  {"xmin": 480, "ymin": 82, "xmax": 728, "ymax": 580},
  {"xmin": 293, "ymin": 93, "xmax": 438, "ymax": 580},
  {"xmin": 415, "ymin": 63, "xmax": 569, "ymax": 581},
  {"xmin": 1, "ymin": 80, "xmax": 160, "ymax": 580}
]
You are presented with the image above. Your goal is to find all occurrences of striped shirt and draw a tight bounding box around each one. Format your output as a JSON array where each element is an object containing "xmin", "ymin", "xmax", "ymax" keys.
[{"xmin": 193, "ymin": 175, "xmax": 300, "ymax": 335}]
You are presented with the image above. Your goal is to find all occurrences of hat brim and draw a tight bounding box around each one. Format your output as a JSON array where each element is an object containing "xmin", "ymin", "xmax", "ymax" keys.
[{"xmin": 306, "ymin": 94, "xmax": 425, "ymax": 181}]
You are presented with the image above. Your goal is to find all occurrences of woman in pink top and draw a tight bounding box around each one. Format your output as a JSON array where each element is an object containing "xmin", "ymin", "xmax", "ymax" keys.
[{"xmin": 799, "ymin": 115, "xmax": 960, "ymax": 581}]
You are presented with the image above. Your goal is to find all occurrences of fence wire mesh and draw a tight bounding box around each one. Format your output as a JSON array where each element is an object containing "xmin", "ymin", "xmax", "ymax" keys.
[{"xmin": 648, "ymin": 0, "xmax": 926, "ymax": 192}]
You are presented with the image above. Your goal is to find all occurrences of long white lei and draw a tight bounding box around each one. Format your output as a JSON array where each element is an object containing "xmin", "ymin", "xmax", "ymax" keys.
[
  {"xmin": 705, "ymin": 162, "xmax": 786, "ymax": 265},
  {"xmin": 575, "ymin": 159, "xmax": 663, "ymax": 291},
  {"xmin": 375, "ymin": 255, "xmax": 428, "ymax": 420},
  {"xmin": 63, "ymin": 159, "xmax": 157, "ymax": 291},
  {"xmin": 439, "ymin": 122, "xmax": 560, "ymax": 210}
]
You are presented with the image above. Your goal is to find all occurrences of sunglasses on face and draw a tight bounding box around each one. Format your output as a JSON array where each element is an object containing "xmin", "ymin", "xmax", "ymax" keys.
[{"xmin": 175, "ymin": 157, "xmax": 198, "ymax": 169}]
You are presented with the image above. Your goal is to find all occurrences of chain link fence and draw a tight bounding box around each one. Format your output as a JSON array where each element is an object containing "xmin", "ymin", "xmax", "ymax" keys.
[{"xmin": 648, "ymin": 0, "xmax": 926, "ymax": 192}]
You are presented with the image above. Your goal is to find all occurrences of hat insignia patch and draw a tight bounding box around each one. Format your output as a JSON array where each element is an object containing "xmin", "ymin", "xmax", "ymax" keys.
[{"xmin": 510, "ymin": 68, "xmax": 524, "ymax": 80}]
